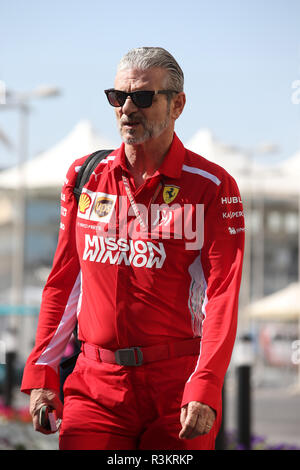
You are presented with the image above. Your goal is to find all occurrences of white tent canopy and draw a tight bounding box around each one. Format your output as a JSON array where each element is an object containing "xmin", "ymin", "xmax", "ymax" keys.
[
  {"xmin": 185, "ymin": 128, "xmax": 253, "ymax": 180},
  {"xmin": 0, "ymin": 120, "xmax": 117, "ymax": 191},
  {"xmin": 0, "ymin": 123, "xmax": 299, "ymax": 197},
  {"xmin": 277, "ymin": 149, "xmax": 300, "ymax": 175},
  {"xmin": 243, "ymin": 282, "xmax": 300, "ymax": 321},
  {"xmin": 186, "ymin": 129, "xmax": 300, "ymax": 198}
]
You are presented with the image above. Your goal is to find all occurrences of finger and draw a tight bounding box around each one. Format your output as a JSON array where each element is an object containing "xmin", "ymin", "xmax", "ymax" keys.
[
  {"xmin": 186, "ymin": 417, "xmax": 214, "ymax": 439},
  {"xmin": 32, "ymin": 410, "xmax": 53, "ymax": 435},
  {"xmin": 196, "ymin": 410, "xmax": 215, "ymax": 436},
  {"xmin": 199, "ymin": 412, "xmax": 212, "ymax": 434},
  {"xmin": 201, "ymin": 422, "xmax": 214, "ymax": 436},
  {"xmin": 53, "ymin": 397, "xmax": 63, "ymax": 420},
  {"xmin": 182, "ymin": 414, "xmax": 202, "ymax": 439},
  {"xmin": 57, "ymin": 403, "xmax": 63, "ymax": 419},
  {"xmin": 179, "ymin": 405, "xmax": 198, "ymax": 439},
  {"xmin": 180, "ymin": 406, "xmax": 187, "ymax": 427},
  {"xmin": 205, "ymin": 423, "xmax": 213, "ymax": 434}
]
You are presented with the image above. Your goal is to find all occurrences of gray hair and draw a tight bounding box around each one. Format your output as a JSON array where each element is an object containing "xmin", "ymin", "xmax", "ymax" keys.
[{"xmin": 117, "ymin": 47, "xmax": 184, "ymax": 92}]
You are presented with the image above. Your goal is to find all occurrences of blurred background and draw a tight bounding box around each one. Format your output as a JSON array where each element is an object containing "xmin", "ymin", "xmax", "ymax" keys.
[{"xmin": 0, "ymin": 0, "xmax": 300, "ymax": 450}]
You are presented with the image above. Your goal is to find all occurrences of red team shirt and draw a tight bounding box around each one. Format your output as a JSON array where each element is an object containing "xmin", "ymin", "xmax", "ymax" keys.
[{"xmin": 21, "ymin": 133, "xmax": 245, "ymax": 414}]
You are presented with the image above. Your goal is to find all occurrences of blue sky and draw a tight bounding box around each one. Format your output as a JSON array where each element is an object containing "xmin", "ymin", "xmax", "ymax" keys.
[{"xmin": 0, "ymin": 0, "xmax": 300, "ymax": 168}]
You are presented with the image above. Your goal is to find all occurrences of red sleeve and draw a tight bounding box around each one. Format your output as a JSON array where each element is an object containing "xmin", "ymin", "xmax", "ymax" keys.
[
  {"xmin": 20, "ymin": 157, "xmax": 86, "ymax": 394},
  {"xmin": 181, "ymin": 172, "xmax": 245, "ymax": 412}
]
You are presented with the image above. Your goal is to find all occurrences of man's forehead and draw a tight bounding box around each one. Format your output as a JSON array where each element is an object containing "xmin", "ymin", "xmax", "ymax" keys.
[{"xmin": 114, "ymin": 67, "xmax": 167, "ymax": 90}]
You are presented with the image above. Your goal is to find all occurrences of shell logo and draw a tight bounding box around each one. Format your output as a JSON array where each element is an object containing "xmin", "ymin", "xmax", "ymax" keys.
[{"xmin": 79, "ymin": 193, "xmax": 92, "ymax": 214}]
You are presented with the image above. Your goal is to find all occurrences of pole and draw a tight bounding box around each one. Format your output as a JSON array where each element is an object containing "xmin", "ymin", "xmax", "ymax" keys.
[
  {"xmin": 6, "ymin": 103, "xmax": 29, "ymax": 404},
  {"xmin": 236, "ymin": 364, "xmax": 251, "ymax": 449},
  {"xmin": 4, "ymin": 350, "xmax": 16, "ymax": 407},
  {"xmin": 2, "ymin": 328, "xmax": 17, "ymax": 407},
  {"xmin": 235, "ymin": 334, "xmax": 254, "ymax": 450},
  {"xmin": 11, "ymin": 103, "xmax": 28, "ymax": 311},
  {"xmin": 215, "ymin": 379, "xmax": 226, "ymax": 450}
]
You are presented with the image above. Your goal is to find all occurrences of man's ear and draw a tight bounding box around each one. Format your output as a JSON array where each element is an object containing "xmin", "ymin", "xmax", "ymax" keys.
[{"xmin": 171, "ymin": 92, "xmax": 186, "ymax": 120}]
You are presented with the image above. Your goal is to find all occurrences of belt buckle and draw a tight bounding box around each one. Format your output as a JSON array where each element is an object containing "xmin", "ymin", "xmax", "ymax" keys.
[{"xmin": 115, "ymin": 347, "xmax": 143, "ymax": 366}]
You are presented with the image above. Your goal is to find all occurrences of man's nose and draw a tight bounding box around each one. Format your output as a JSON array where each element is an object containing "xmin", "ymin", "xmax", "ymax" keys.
[{"xmin": 121, "ymin": 95, "xmax": 139, "ymax": 115}]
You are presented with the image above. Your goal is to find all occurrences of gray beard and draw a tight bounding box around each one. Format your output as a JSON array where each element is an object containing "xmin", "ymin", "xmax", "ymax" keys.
[{"xmin": 119, "ymin": 110, "xmax": 171, "ymax": 145}]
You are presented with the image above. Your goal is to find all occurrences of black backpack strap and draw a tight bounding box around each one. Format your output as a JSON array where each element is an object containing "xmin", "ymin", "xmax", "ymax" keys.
[{"xmin": 73, "ymin": 149, "xmax": 113, "ymax": 202}]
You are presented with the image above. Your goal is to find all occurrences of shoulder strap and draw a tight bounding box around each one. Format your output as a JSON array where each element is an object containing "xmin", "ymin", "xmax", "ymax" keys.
[{"xmin": 73, "ymin": 149, "xmax": 113, "ymax": 203}]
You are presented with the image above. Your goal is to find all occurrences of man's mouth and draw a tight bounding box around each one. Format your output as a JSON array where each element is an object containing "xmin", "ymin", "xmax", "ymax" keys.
[
  {"xmin": 122, "ymin": 121, "xmax": 140, "ymax": 128},
  {"xmin": 120, "ymin": 114, "xmax": 144, "ymax": 129}
]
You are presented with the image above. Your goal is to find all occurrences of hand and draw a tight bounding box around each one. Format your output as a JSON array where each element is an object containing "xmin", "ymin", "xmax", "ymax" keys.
[
  {"xmin": 29, "ymin": 388, "xmax": 63, "ymax": 434},
  {"xmin": 179, "ymin": 401, "xmax": 216, "ymax": 440}
]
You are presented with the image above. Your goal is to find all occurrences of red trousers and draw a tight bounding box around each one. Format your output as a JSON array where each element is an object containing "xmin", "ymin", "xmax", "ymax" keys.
[{"xmin": 59, "ymin": 352, "xmax": 220, "ymax": 450}]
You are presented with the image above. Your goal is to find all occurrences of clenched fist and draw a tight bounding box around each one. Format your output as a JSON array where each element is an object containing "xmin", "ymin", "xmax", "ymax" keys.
[{"xmin": 179, "ymin": 401, "xmax": 216, "ymax": 440}]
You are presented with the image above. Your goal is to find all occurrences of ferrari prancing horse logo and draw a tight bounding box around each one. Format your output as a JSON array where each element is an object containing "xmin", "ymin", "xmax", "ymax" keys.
[{"xmin": 163, "ymin": 185, "xmax": 180, "ymax": 204}]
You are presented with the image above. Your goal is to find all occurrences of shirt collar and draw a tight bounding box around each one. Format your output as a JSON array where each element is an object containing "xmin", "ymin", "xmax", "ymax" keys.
[
  {"xmin": 108, "ymin": 132, "xmax": 185, "ymax": 179},
  {"xmin": 156, "ymin": 133, "xmax": 185, "ymax": 179}
]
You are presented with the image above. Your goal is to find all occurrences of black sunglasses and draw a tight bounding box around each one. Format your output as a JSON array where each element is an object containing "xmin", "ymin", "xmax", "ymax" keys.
[{"xmin": 104, "ymin": 88, "xmax": 179, "ymax": 108}]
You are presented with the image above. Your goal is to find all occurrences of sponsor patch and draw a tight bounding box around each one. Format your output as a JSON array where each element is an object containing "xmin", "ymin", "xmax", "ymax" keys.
[
  {"xmin": 82, "ymin": 235, "xmax": 166, "ymax": 269},
  {"xmin": 79, "ymin": 193, "xmax": 92, "ymax": 214},
  {"xmin": 221, "ymin": 196, "xmax": 242, "ymax": 205},
  {"xmin": 163, "ymin": 185, "xmax": 180, "ymax": 204},
  {"xmin": 228, "ymin": 226, "xmax": 245, "ymax": 235},
  {"xmin": 222, "ymin": 211, "xmax": 244, "ymax": 219},
  {"xmin": 77, "ymin": 189, "xmax": 117, "ymax": 223},
  {"xmin": 94, "ymin": 197, "xmax": 115, "ymax": 218}
]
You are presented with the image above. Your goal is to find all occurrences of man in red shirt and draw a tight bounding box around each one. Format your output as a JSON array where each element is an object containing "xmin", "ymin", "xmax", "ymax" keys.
[{"xmin": 21, "ymin": 47, "xmax": 244, "ymax": 450}]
